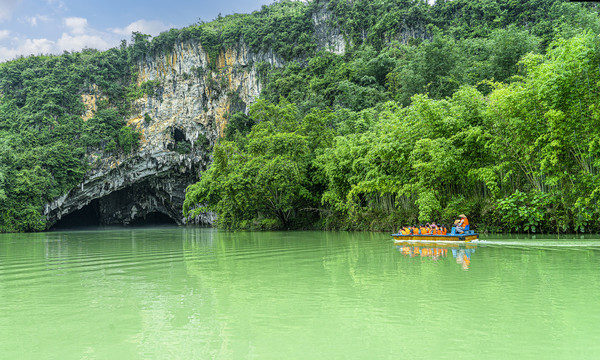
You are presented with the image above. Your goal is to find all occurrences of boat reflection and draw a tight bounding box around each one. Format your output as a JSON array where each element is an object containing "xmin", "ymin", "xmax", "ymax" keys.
[{"xmin": 395, "ymin": 241, "xmax": 477, "ymax": 270}]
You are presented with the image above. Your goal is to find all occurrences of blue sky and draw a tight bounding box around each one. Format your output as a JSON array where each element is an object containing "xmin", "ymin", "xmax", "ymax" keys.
[{"xmin": 0, "ymin": 0, "xmax": 278, "ymax": 62}]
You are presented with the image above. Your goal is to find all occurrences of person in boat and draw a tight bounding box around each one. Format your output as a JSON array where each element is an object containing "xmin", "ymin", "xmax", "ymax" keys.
[
  {"xmin": 454, "ymin": 214, "xmax": 469, "ymax": 234},
  {"xmin": 440, "ymin": 224, "xmax": 447, "ymax": 235},
  {"xmin": 428, "ymin": 222, "xmax": 439, "ymax": 234}
]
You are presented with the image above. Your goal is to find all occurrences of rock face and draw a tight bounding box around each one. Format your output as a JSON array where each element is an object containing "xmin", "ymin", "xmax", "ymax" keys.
[
  {"xmin": 313, "ymin": 3, "xmax": 346, "ymax": 55},
  {"xmin": 45, "ymin": 150, "xmax": 205, "ymax": 227},
  {"xmin": 44, "ymin": 40, "xmax": 285, "ymax": 228},
  {"xmin": 44, "ymin": 4, "xmax": 347, "ymax": 229}
]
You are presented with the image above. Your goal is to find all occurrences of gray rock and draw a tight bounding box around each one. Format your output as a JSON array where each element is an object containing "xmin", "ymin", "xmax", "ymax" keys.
[
  {"xmin": 44, "ymin": 12, "xmax": 347, "ymax": 229},
  {"xmin": 45, "ymin": 40, "xmax": 285, "ymax": 228}
]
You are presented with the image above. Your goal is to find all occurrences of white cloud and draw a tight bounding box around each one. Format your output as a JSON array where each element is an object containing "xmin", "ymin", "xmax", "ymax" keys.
[
  {"xmin": 111, "ymin": 19, "xmax": 168, "ymax": 37},
  {"xmin": 46, "ymin": 0, "xmax": 66, "ymax": 10},
  {"xmin": 21, "ymin": 14, "xmax": 52, "ymax": 26},
  {"xmin": 64, "ymin": 17, "xmax": 87, "ymax": 35},
  {"xmin": 0, "ymin": 37, "xmax": 55, "ymax": 61},
  {"xmin": 56, "ymin": 32, "xmax": 109, "ymax": 52},
  {"xmin": 0, "ymin": 16, "xmax": 170, "ymax": 62},
  {"xmin": 0, "ymin": 0, "xmax": 21, "ymax": 22},
  {"xmin": 0, "ymin": 32, "xmax": 114, "ymax": 62},
  {"xmin": 20, "ymin": 37, "xmax": 55, "ymax": 53},
  {"xmin": 25, "ymin": 16, "xmax": 37, "ymax": 26}
]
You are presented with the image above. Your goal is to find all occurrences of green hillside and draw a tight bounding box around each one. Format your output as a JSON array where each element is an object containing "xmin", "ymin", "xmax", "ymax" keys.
[
  {"xmin": 1, "ymin": 0, "xmax": 600, "ymax": 233},
  {"xmin": 185, "ymin": 0, "xmax": 600, "ymax": 233}
]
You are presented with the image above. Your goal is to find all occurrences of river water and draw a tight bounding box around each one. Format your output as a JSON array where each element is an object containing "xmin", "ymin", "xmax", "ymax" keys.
[{"xmin": 1, "ymin": 227, "xmax": 599, "ymax": 359}]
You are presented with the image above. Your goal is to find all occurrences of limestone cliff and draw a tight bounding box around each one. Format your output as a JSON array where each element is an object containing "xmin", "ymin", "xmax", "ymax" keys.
[
  {"xmin": 43, "ymin": 3, "xmax": 345, "ymax": 229},
  {"xmin": 44, "ymin": 41, "xmax": 285, "ymax": 228},
  {"xmin": 313, "ymin": 3, "xmax": 346, "ymax": 55}
]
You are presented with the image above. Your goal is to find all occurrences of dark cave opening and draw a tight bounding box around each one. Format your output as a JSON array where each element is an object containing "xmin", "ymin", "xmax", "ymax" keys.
[
  {"xmin": 50, "ymin": 183, "xmax": 181, "ymax": 230},
  {"xmin": 129, "ymin": 212, "xmax": 178, "ymax": 226},
  {"xmin": 51, "ymin": 199, "xmax": 101, "ymax": 229},
  {"xmin": 172, "ymin": 127, "xmax": 186, "ymax": 142}
]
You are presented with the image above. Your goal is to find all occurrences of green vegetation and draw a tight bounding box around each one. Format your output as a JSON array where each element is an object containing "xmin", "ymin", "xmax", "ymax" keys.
[
  {"xmin": 0, "ymin": 48, "xmax": 143, "ymax": 232},
  {"xmin": 0, "ymin": 0, "xmax": 320, "ymax": 232},
  {"xmin": 132, "ymin": 0, "xmax": 317, "ymax": 64},
  {"xmin": 184, "ymin": 100, "xmax": 334, "ymax": 229},
  {"xmin": 185, "ymin": 0, "xmax": 600, "ymax": 233},
  {"xmin": 2, "ymin": 0, "xmax": 600, "ymax": 233}
]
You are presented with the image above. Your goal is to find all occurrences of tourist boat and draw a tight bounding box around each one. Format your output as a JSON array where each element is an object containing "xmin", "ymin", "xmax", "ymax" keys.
[{"xmin": 391, "ymin": 231, "xmax": 479, "ymax": 244}]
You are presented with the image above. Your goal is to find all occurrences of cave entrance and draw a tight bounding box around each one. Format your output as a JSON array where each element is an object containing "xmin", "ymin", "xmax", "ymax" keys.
[
  {"xmin": 129, "ymin": 212, "xmax": 177, "ymax": 226},
  {"xmin": 52, "ymin": 199, "xmax": 101, "ymax": 230},
  {"xmin": 173, "ymin": 127, "xmax": 186, "ymax": 142},
  {"xmin": 49, "ymin": 179, "xmax": 184, "ymax": 230}
]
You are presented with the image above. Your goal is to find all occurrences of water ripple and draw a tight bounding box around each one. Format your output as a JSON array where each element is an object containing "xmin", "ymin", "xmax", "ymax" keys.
[{"xmin": 0, "ymin": 249, "xmax": 185, "ymax": 283}]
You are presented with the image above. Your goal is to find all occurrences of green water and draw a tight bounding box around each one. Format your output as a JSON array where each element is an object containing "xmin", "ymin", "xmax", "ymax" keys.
[{"xmin": 1, "ymin": 228, "xmax": 599, "ymax": 359}]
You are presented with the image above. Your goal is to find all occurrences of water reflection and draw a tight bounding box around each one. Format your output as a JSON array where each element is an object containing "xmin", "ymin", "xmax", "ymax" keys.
[
  {"xmin": 395, "ymin": 242, "xmax": 477, "ymax": 270},
  {"xmin": 4, "ymin": 230, "xmax": 600, "ymax": 358}
]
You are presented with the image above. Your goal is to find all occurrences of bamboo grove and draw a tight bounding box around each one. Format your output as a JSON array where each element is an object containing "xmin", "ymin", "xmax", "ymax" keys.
[{"xmin": 184, "ymin": 0, "xmax": 600, "ymax": 233}]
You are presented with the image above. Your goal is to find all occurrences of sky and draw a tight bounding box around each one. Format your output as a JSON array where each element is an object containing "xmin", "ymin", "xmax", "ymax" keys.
[{"xmin": 0, "ymin": 0, "xmax": 277, "ymax": 62}]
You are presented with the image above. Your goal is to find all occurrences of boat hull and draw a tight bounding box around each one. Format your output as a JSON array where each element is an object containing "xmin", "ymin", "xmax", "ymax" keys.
[{"xmin": 391, "ymin": 233, "xmax": 479, "ymax": 242}]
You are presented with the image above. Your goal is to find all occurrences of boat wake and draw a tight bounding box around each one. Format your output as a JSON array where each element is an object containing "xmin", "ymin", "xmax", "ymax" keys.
[{"xmin": 473, "ymin": 239, "xmax": 600, "ymax": 249}]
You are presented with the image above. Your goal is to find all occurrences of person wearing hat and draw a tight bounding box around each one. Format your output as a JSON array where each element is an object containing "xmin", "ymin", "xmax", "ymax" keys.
[{"xmin": 454, "ymin": 214, "xmax": 469, "ymax": 234}]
